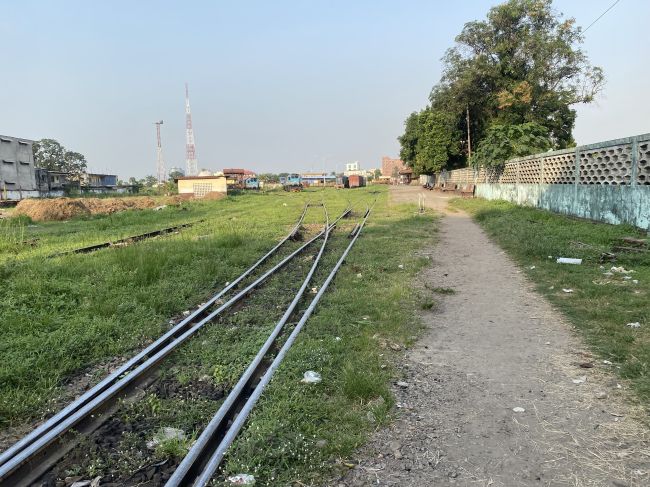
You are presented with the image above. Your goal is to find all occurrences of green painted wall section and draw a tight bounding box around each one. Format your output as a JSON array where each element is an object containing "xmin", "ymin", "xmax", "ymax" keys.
[{"xmin": 475, "ymin": 184, "xmax": 650, "ymax": 230}]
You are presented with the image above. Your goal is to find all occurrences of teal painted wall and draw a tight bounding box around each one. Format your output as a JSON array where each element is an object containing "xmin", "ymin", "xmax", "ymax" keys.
[{"xmin": 475, "ymin": 184, "xmax": 650, "ymax": 230}]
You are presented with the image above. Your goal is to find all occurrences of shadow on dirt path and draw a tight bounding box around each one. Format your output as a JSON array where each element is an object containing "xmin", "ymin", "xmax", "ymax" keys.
[{"xmin": 342, "ymin": 185, "xmax": 649, "ymax": 487}]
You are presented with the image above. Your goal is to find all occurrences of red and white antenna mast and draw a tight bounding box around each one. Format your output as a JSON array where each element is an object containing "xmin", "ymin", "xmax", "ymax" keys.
[
  {"xmin": 155, "ymin": 120, "xmax": 166, "ymax": 185},
  {"xmin": 184, "ymin": 83, "xmax": 198, "ymax": 176}
]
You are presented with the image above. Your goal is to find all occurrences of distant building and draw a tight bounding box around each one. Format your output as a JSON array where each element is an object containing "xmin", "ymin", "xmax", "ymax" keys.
[
  {"xmin": 176, "ymin": 175, "xmax": 227, "ymax": 198},
  {"xmin": 381, "ymin": 156, "xmax": 407, "ymax": 178},
  {"xmin": 346, "ymin": 161, "xmax": 359, "ymax": 172},
  {"xmin": 0, "ymin": 135, "xmax": 37, "ymax": 199},
  {"xmin": 223, "ymin": 168, "xmax": 256, "ymax": 188},
  {"xmin": 301, "ymin": 172, "xmax": 336, "ymax": 186},
  {"xmin": 344, "ymin": 161, "xmax": 367, "ymax": 177}
]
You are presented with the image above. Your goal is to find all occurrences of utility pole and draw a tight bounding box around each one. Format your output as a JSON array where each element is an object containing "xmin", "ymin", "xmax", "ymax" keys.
[
  {"xmin": 155, "ymin": 120, "xmax": 166, "ymax": 186},
  {"xmin": 466, "ymin": 105, "xmax": 472, "ymax": 163},
  {"xmin": 185, "ymin": 83, "xmax": 198, "ymax": 176}
]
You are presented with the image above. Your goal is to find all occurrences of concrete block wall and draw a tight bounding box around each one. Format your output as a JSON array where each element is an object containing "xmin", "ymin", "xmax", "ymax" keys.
[{"xmin": 440, "ymin": 133, "xmax": 650, "ymax": 230}]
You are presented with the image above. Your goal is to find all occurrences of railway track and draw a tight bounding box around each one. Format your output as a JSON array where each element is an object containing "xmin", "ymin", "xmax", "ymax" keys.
[{"xmin": 0, "ymin": 200, "xmax": 372, "ymax": 486}]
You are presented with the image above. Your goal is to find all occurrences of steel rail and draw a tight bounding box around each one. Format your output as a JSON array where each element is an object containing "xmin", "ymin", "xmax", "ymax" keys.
[
  {"xmin": 0, "ymin": 205, "xmax": 350, "ymax": 482},
  {"xmin": 167, "ymin": 205, "xmax": 373, "ymax": 487},
  {"xmin": 0, "ymin": 204, "xmax": 309, "ymax": 473}
]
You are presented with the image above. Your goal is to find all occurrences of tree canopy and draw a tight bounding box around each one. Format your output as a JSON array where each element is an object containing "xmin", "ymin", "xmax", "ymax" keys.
[
  {"xmin": 32, "ymin": 139, "xmax": 88, "ymax": 176},
  {"xmin": 398, "ymin": 0, "xmax": 603, "ymax": 172}
]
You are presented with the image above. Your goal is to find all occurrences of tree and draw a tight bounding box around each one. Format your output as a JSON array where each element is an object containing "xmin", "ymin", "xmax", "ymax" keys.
[
  {"xmin": 398, "ymin": 108, "xmax": 461, "ymax": 174},
  {"xmin": 168, "ymin": 169, "xmax": 184, "ymax": 181},
  {"xmin": 440, "ymin": 0, "xmax": 603, "ymax": 149},
  {"xmin": 33, "ymin": 139, "xmax": 88, "ymax": 177},
  {"xmin": 141, "ymin": 175, "xmax": 158, "ymax": 187},
  {"xmin": 374, "ymin": 169, "xmax": 381, "ymax": 179},
  {"xmin": 472, "ymin": 122, "xmax": 552, "ymax": 168}
]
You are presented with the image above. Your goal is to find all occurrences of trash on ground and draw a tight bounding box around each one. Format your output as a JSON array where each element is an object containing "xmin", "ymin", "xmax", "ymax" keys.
[
  {"xmin": 603, "ymin": 360, "xmax": 613, "ymax": 365},
  {"xmin": 153, "ymin": 205, "xmax": 167, "ymax": 211},
  {"xmin": 398, "ymin": 264, "xmax": 404, "ymax": 269},
  {"xmin": 282, "ymin": 203, "xmax": 287, "ymax": 206},
  {"xmin": 301, "ymin": 371, "xmax": 322, "ymax": 383},
  {"xmin": 182, "ymin": 310, "xmax": 190, "ymax": 316},
  {"xmin": 572, "ymin": 376, "xmax": 587, "ymax": 384},
  {"xmin": 396, "ymin": 380, "xmax": 409, "ymax": 388},
  {"xmin": 146, "ymin": 427, "xmax": 186, "ymax": 449},
  {"xmin": 227, "ymin": 474, "xmax": 256, "ymax": 485},
  {"xmin": 556, "ymin": 257, "xmax": 582, "ymax": 265},
  {"xmin": 626, "ymin": 322, "xmax": 641, "ymax": 329},
  {"xmin": 529, "ymin": 265, "xmax": 536, "ymax": 270},
  {"xmin": 310, "ymin": 286, "xmax": 318, "ymax": 294},
  {"xmin": 512, "ymin": 407, "xmax": 525, "ymax": 413},
  {"xmin": 632, "ymin": 279, "xmax": 639, "ymax": 284},
  {"xmin": 335, "ymin": 336, "xmax": 341, "ymax": 341},
  {"xmin": 562, "ymin": 288, "xmax": 574, "ymax": 293},
  {"xmin": 611, "ymin": 266, "xmax": 634, "ymax": 274},
  {"xmin": 356, "ymin": 273, "xmax": 362, "ymax": 278},
  {"xmin": 623, "ymin": 276, "xmax": 632, "ymax": 281}
]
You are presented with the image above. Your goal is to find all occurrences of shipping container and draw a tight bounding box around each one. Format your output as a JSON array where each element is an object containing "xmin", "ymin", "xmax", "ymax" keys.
[{"xmin": 348, "ymin": 175, "xmax": 366, "ymax": 188}]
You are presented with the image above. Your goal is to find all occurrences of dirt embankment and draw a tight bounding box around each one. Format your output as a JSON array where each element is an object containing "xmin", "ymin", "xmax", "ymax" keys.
[{"xmin": 15, "ymin": 196, "xmax": 184, "ymax": 221}]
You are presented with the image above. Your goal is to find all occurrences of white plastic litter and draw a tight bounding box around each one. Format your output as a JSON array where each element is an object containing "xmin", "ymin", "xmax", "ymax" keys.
[
  {"xmin": 603, "ymin": 360, "xmax": 613, "ymax": 365},
  {"xmin": 611, "ymin": 266, "xmax": 634, "ymax": 274},
  {"xmin": 335, "ymin": 336, "xmax": 341, "ymax": 341},
  {"xmin": 356, "ymin": 273, "xmax": 363, "ymax": 278},
  {"xmin": 529, "ymin": 266, "xmax": 536, "ymax": 270},
  {"xmin": 396, "ymin": 381, "xmax": 409, "ymax": 388},
  {"xmin": 228, "ymin": 474, "xmax": 256, "ymax": 485},
  {"xmin": 626, "ymin": 322, "xmax": 641, "ymax": 329},
  {"xmin": 153, "ymin": 205, "xmax": 167, "ymax": 211},
  {"xmin": 562, "ymin": 288, "xmax": 574, "ymax": 293},
  {"xmin": 398, "ymin": 264, "xmax": 404, "ymax": 269},
  {"xmin": 572, "ymin": 376, "xmax": 587, "ymax": 384},
  {"xmin": 146, "ymin": 427, "xmax": 186, "ymax": 449},
  {"xmin": 623, "ymin": 276, "xmax": 632, "ymax": 281},
  {"xmin": 557, "ymin": 257, "xmax": 582, "ymax": 265},
  {"xmin": 632, "ymin": 280, "xmax": 639, "ymax": 284},
  {"xmin": 512, "ymin": 407, "xmax": 525, "ymax": 413},
  {"xmin": 182, "ymin": 310, "xmax": 190, "ymax": 316},
  {"xmin": 282, "ymin": 203, "xmax": 288, "ymax": 206},
  {"xmin": 301, "ymin": 371, "xmax": 322, "ymax": 383}
]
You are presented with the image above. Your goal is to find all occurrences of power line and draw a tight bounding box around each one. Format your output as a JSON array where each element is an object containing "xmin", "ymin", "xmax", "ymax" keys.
[{"xmin": 583, "ymin": 0, "xmax": 621, "ymax": 33}]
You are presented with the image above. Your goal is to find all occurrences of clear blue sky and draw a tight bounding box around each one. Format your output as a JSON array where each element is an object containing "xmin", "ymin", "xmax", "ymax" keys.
[{"xmin": 1, "ymin": 0, "xmax": 646, "ymax": 178}]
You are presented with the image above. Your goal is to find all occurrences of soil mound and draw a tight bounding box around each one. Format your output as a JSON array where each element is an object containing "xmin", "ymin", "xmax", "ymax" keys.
[{"xmin": 15, "ymin": 196, "xmax": 179, "ymax": 221}]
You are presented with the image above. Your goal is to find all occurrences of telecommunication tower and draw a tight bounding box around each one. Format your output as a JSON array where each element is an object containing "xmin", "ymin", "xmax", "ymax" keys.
[
  {"xmin": 155, "ymin": 120, "xmax": 166, "ymax": 185},
  {"xmin": 185, "ymin": 83, "xmax": 198, "ymax": 176}
]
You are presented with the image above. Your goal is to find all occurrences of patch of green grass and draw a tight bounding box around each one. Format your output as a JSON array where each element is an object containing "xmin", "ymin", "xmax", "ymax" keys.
[
  {"xmin": 452, "ymin": 197, "xmax": 650, "ymax": 405},
  {"xmin": 1, "ymin": 187, "xmax": 438, "ymax": 485}
]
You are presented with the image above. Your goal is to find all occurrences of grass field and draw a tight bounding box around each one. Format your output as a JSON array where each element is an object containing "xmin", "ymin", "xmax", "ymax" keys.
[
  {"xmin": 0, "ymin": 187, "xmax": 438, "ymax": 484},
  {"xmin": 451, "ymin": 198, "xmax": 650, "ymax": 407}
]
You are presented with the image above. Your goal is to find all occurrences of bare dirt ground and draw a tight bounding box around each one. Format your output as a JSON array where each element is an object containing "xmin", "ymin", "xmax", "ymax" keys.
[{"xmin": 342, "ymin": 185, "xmax": 650, "ymax": 487}]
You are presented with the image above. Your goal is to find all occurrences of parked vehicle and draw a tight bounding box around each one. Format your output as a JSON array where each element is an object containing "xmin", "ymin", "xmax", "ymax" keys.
[
  {"xmin": 282, "ymin": 173, "xmax": 303, "ymax": 191},
  {"xmin": 336, "ymin": 175, "xmax": 349, "ymax": 189},
  {"xmin": 244, "ymin": 177, "xmax": 259, "ymax": 190},
  {"xmin": 348, "ymin": 175, "xmax": 366, "ymax": 188}
]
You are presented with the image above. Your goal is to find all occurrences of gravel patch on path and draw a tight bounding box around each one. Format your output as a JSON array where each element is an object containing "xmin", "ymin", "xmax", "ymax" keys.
[{"xmin": 341, "ymin": 187, "xmax": 650, "ymax": 487}]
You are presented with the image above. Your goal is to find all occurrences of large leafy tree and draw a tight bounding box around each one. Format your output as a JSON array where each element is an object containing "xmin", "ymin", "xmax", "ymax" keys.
[
  {"xmin": 33, "ymin": 139, "xmax": 88, "ymax": 177},
  {"xmin": 472, "ymin": 122, "xmax": 552, "ymax": 168},
  {"xmin": 398, "ymin": 108, "xmax": 461, "ymax": 174},
  {"xmin": 399, "ymin": 0, "xmax": 604, "ymax": 169},
  {"xmin": 443, "ymin": 0, "xmax": 603, "ymax": 149}
]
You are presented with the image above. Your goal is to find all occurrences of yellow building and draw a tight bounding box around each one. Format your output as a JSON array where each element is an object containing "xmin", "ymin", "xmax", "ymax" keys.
[{"xmin": 176, "ymin": 175, "xmax": 227, "ymax": 198}]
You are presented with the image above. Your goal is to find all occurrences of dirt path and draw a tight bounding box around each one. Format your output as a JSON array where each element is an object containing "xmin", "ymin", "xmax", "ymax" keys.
[{"xmin": 342, "ymin": 186, "xmax": 649, "ymax": 486}]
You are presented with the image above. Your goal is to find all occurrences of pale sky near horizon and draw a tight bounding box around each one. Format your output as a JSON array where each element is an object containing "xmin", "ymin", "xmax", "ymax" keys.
[{"xmin": 1, "ymin": 0, "xmax": 646, "ymax": 179}]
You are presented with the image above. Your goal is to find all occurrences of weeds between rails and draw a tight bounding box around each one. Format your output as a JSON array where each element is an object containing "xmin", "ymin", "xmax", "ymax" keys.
[{"xmin": 0, "ymin": 203, "xmax": 357, "ymax": 486}]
